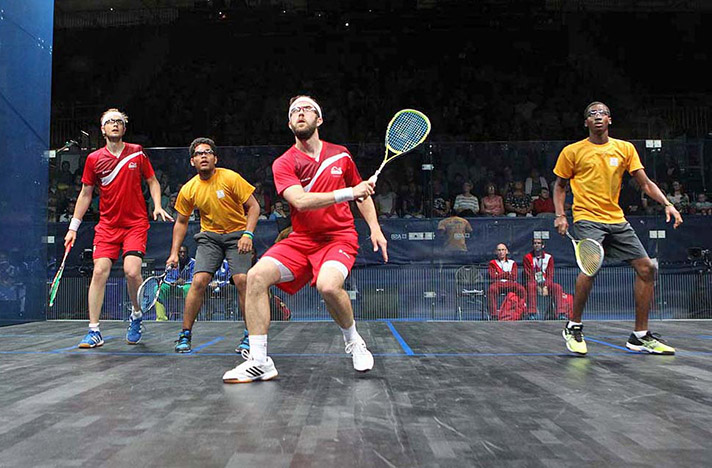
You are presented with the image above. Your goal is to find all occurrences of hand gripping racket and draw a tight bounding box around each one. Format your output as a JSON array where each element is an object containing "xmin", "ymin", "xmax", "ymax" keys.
[
  {"xmin": 48, "ymin": 245, "xmax": 72, "ymax": 307},
  {"xmin": 368, "ymin": 109, "xmax": 431, "ymax": 184},
  {"xmin": 566, "ymin": 231, "xmax": 604, "ymax": 277},
  {"xmin": 137, "ymin": 267, "xmax": 172, "ymax": 314}
]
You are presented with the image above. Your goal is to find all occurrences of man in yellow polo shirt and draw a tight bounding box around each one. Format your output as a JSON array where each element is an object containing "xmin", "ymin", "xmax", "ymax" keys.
[
  {"xmin": 167, "ymin": 137, "xmax": 260, "ymax": 353},
  {"xmin": 553, "ymin": 101, "xmax": 683, "ymax": 356}
]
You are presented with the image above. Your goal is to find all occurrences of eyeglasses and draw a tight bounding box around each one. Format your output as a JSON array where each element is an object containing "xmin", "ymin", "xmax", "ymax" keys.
[
  {"xmin": 103, "ymin": 118, "xmax": 125, "ymax": 126},
  {"xmin": 193, "ymin": 149, "xmax": 214, "ymax": 156},
  {"xmin": 587, "ymin": 109, "xmax": 610, "ymax": 117},
  {"xmin": 289, "ymin": 105, "xmax": 318, "ymax": 116}
]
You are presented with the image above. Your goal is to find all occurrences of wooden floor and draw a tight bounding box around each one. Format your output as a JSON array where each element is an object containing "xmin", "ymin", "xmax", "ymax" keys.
[{"xmin": 1, "ymin": 320, "xmax": 711, "ymax": 467}]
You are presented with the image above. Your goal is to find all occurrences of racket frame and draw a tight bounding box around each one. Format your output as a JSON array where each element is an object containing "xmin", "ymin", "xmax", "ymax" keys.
[
  {"xmin": 371, "ymin": 109, "xmax": 431, "ymax": 182},
  {"xmin": 48, "ymin": 245, "xmax": 72, "ymax": 307},
  {"xmin": 566, "ymin": 231, "xmax": 604, "ymax": 277},
  {"xmin": 137, "ymin": 269, "xmax": 169, "ymax": 313}
]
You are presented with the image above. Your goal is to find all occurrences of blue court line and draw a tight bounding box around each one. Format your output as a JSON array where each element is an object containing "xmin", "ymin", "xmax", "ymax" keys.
[
  {"xmin": 585, "ymin": 337, "xmax": 631, "ymax": 351},
  {"xmin": 192, "ymin": 336, "xmax": 225, "ymax": 353},
  {"xmin": 384, "ymin": 320, "xmax": 414, "ymax": 356},
  {"xmin": 50, "ymin": 336, "xmax": 117, "ymax": 353}
]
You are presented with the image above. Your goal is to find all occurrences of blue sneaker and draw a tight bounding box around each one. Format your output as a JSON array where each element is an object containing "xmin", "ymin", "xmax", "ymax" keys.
[
  {"xmin": 126, "ymin": 316, "xmax": 143, "ymax": 344},
  {"xmin": 78, "ymin": 330, "xmax": 104, "ymax": 348},
  {"xmin": 235, "ymin": 329, "xmax": 250, "ymax": 353},
  {"xmin": 175, "ymin": 329, "xmax": 192, "ymax": 353}
]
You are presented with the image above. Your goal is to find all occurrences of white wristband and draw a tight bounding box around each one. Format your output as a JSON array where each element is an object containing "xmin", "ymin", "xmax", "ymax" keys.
[
  {"xmin": 69, "ymin": 218, "xmax": 82, "ymax": 232},
  {"xmin": 334, "ymin": 187, "xmax": 355, "ymax": 203}
]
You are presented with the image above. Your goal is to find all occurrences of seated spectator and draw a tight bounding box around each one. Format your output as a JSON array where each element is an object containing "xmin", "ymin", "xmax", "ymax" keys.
[
  {"xmin": 453, "ymin": 181, "xmax": 479, "ymax": 217},
  {"xmin": 58, "ymin": 198, "xmax": 76, "ymax": 222},
  {"xmin": 431, "ymin": 179, "xmax": 450, "ymax": 218},
  {"xmin": 269, "ymin": 200, "xmax": 288, "ymax": 220},
  {"xmin": 505, "ymin": 181, "xmax": 533, "ymax": 217},
  {"xmin": 401, "ymin": 182, "xmax": 424, "ymax": 218},
  {"xmin": 692, "ymin": 192, "xmax": 712, "ymax": 215},
  {"xmin": 532, "ymin": 186, "xmax": 555, "ymax": 217},
  {"xmin": 524, "ymin": 167, "xmax": 548, "ymax": 197},
  {"xmin": 437, "ymin": 209, "xmax": 473, "ymax": 252},
  {"xmin": 155, "ymin": 245, "xmax": 195, "ymax": 321},
  {"xmin": 374, "ymin": 180, "xmax": 399, "ymax": 218},
  {"xmin": 666, "ymin": 180, "xmax": 690, "ymax": 214},
  {"xmin": 522, "ymin": 238, "xmax": 568, "ymax": 318},
  {"xmin": 487, "ymin": 243, "xmax": 527, "ymax": 318},
  {"xmin": 56, "ymin": 160, "xmax": 74, "ymax": 188},
  {"xmin": 480, "ymin": 182, "xmax": 504, "ymax": 216},
  {"xmin": 253, "ymin": 181, "xmax": 272, "ymax": 220}
]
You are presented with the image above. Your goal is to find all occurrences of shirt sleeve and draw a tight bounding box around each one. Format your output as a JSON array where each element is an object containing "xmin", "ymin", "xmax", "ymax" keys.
[
  {"xmin": 81, "ymin": 155, "xmax": 97, "ymax": 186},
  {"xmin": 553, "ymin": 146, "xmax": 574, "ymax": 180},
  {"xmin": 626, "ymin": 142, "xmax": 644, "ymax": 174},
  {"xmin": 140, "ymin": 146, "xmax": 156, "ymax": 180},
  {"xmin": 272, "ymin": 156, "xmax": 302, "ymax": 196},
  {"xmin": 344, "ymin": 151, "xmax": 363, "ymax": 187},
  {"xmin": 232, "ymin": 171, "xmax": 255, "ymax": 205},
  {"xmin": 174, "ymin": 185, "xmax": 194, "ymax": 217}
]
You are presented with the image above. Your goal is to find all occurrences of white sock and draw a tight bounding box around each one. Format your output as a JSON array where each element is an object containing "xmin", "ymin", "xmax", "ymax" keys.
[
  {"xmin": 567, "ymin": 321, "xmax": 582, "ymax": 328},
  {"xmin": 340, "ymin": 323, "xmax": 361, "ymax": 343},
  {"xmin": 633, "ymin": 330, "xmax": 648, "ymax": 339},
  {"xmin": 89, "ymin": 323, "xmax": 100, "ymax": 332},
  {"xmin": 130, "ymin": 309, "xmax": 143, "ymax": 320},
  {"xmin": 249, "ymin": 334, "xmax": 268, "ymax": 364}
]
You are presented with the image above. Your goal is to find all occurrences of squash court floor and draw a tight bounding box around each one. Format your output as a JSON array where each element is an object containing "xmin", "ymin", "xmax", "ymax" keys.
[{"xmin": 1, "ymin": 320, "xmax": 711, "ymax": 467}]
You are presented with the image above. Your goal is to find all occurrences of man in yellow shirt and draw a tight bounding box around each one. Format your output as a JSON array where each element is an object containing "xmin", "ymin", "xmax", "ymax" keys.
[
  {"xmin": 167, "ymin": 137, "xmax": 260, "ymax": 353},
  {"xmin": 553, "ymin": 101, "xmax": 683, "ymax": 356}
]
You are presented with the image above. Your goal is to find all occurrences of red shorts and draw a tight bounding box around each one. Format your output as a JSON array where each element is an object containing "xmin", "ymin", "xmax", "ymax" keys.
[
  {"xmin": 93, "ymin": 223, "xmax": 148, "ymax": 261},
  {"xmin": 263, "ymin": 230, "xmax": 359, "ymax": 294}
]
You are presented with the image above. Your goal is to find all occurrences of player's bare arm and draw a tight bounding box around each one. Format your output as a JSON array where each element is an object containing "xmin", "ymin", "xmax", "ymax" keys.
[
  {"xmin": 238, "ymin": 194, "xmax": 260, "ymax": 254},
  {"xmin": 356, "ymin": 196, "xmax": 388, "ymax": 263},
  {"xmin": 146, "ymin": 175, "xmax": 174, "ymax": 222},
  {"xmin": 282, "ymin": 179, "xmax": 375, "ymax": 212},
  {"xmin": 64, "ymin": 183, "xmax": 94, "ymax": 248},
  {"xmin": 167, "ymin": 213, "xmax": 190, "ymax": 268},
  {"xmin": 553, "ymin": 177, "xmax": 569, "ymax": 235},
  {"xmin": 632, "ymin": 169, "xmax": 683, "ymax": 228}
]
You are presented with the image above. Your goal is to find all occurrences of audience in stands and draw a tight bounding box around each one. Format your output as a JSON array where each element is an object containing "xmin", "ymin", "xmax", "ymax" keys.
[
  {"xmin": 505, "ymin": 181, "xmax": 533, "ymax": 217},
  {"xmin": 480, "ymin": 182, "xmax": 505, "ymax": 216},
  {"xmin": 453, "ymin": 181, "xmax": 479, "ymax": 217}
]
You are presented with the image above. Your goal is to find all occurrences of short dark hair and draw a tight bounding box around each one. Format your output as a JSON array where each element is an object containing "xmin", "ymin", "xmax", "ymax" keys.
[
  {"xmin": 189, "ymin": 137, "xmax": 217, "ymax": 157},
  {"xmin": 584, "ymin": 101, "xmax": 610, "ymax": 118}
]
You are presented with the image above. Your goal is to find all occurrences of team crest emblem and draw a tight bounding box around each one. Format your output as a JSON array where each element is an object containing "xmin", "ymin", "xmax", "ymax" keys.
[
  {"xmin": 128, "ymin": 162, "xmax": 138, "ymax": 169},
  {"xmin": 330, "ymin": 166, "xmax": 343, "ymax": 175}
]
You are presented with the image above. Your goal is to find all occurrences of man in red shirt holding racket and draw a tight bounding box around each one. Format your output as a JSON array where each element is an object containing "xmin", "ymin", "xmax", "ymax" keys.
[
  {"xmin": 64, "ymin": 108, "xmax": 173, "ymax": 348},
  {"xmin": 223, "ymin": 95, "xmax": 388, "ymax": 383}
]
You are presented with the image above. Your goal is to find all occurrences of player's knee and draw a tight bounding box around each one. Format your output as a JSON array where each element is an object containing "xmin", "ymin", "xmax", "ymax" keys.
[
  {"xmin": 247, "ymin": 266, "xmax": 272, "ymax": 291},
  {"xmin": 234, "ymin": 274, "xmax": 247, "ymax": 290},
  {"xmin": 637, "ymin": 261, "xmax": 656, "ymax": 282},
  {"xmin": 316, "ymin": 280, "xmax": 341, "ymax": 299},
  {"xmin": 191, "ymin": 274, "xmax": 211, "ymax": 291}
]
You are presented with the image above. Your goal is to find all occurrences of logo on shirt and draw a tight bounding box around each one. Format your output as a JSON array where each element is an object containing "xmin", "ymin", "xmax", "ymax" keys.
[
  {"xmin": 330, "ymin": 166, "xmax": 343, "ymax": 176},
  {"xmin": 338, "ymin": 249, "xmax": 351, "ymax": 259},
  {"xmin": 609, "ymin": 157, "xmax": 619, "ymax": 167},
  {"xmin": 216, "ymin": 190, "xmax": 225, "ymax": 199},
  {"xmin": 128, "ymin": 162, "xmax": 138, "ymax": 169}
]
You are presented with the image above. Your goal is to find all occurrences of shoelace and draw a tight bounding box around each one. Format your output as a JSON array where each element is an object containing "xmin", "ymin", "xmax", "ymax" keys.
[
  {"xmin": 641, "ymin": 332, "xmax": 666, "ymax": 343},
  {"xmin": 345, "ymin": 340, "xmax": 367, "ymax": 354},
  {"xmin": 568, "ymin": 327, "xmax": 584, "ymax": 342}
]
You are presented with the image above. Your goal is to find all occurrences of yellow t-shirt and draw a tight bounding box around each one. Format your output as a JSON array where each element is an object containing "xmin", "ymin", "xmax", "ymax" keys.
[
  {"xmin": 175, "ymin": 168, "xmax": 255, "ymax": 233},
  {"xmin": 554, "ymin": 138, "xmax": 643, "ymax": 224}
]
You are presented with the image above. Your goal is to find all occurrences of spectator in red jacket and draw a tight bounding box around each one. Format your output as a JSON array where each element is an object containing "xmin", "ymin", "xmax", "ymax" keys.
[
  {"xmin": 488, "ymin": 243, "xmax": 526, "ymax": 316},
  {"xmin": 522, "ymin": 238, "xmax": 567, "ymax": 317}
]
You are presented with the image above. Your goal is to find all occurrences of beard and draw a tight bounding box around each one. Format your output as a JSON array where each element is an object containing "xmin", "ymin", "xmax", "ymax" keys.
[{"xmin": 290, "ymin": 120, "xmax": 317, "ymax": 140}]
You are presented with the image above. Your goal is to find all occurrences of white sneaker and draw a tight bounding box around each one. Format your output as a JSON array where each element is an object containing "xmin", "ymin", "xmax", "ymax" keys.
[
  {"xmin": 345, "ymin": 338, "xmax": 374, "ymax": 372},
  {"xmin": 222, "ymin": 351, "xmax": 278, "ymax": 383}
]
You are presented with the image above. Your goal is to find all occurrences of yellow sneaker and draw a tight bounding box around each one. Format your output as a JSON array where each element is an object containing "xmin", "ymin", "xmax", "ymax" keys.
[
  {"xmin": 626, "ymin": 332, "xmax": 675, "ymax": 355},
  {"xmin": 562, "ymin": 324, "xmax": 587, "ymax": 355}
]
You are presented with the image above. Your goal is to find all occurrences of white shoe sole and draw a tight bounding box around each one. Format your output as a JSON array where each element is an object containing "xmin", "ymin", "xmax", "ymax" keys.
[
  {"xmin": 625, "ymin": 342, "xmax": 674, "ymax": 355},
  {"xmin": 223, "ymin": 369, "xmax": 278, "ymax": 384}
]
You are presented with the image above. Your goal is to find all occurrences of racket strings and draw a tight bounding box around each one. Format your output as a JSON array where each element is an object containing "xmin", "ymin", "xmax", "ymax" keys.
[
  {"xmin": 139, "ymin": 279, "xmax": 160, "ymax": 310},
  {"xmin": 578, "ymin": 240, "xmax": 603, "ymax": 275},
  {"xmin": 386, "ymin": 112, "xmax": 430, "ymax": 154}
]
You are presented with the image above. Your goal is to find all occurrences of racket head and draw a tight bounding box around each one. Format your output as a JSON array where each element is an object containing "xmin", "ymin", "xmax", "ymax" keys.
[
  {"xmin": 574, "ymin": 238, "xmax": 605, "ymax": 277},
  {"xmin": 384, "ymin": 109, "xmax": 431, "ymax": 158},
  {"xmin": 137, "ymin": 276, "xmax": 162, "ymax": 313},
  {"xmin": 48, "ymin": 245, "xmax": 71, "ymax": 307}
]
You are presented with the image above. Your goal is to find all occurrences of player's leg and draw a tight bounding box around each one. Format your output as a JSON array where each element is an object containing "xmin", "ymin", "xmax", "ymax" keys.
[
  {"xmin": 605, "ymin": 223, "xmax": 675, "ymax": 354},
  {"xmin": 231, "ymin": 273, "xmax": 249, "ymax": 352},
  {"xmin": 312, "ymin": 241, "xmax": 373, "ymax": 372},
  {"xmin": 122, "ymin": 227, "xmax": 149, "ymax": 344},
  {"xmin": 222, "ymin": 258, "xmax": 283, "ymax": 383},
  {"xmin": 223, "ymin": 233, "xmax": 253, "ymax": 352},
  {"xmin": 175, "ymin": 271, "xmax": 213, "ymax": 352},
  {"xmin": 78, "ymin": 256, "xmax": 113, "ymax": 348}
]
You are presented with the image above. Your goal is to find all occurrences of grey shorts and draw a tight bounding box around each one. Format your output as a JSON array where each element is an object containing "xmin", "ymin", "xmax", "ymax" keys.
[
  {"xmin": 193, "ymin": 231, "xmax": 253, "ymax": 276},
  {"xmin": 573, "ymin": 220, "xmax": 648, "ymax": 263}
]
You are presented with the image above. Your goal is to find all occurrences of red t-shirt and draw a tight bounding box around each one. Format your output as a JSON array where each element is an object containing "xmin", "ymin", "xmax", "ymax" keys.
[
  {"xmin": 272, "ymin": 141, "xmax": 362, "ymax": 235},
  {"xmin": 82, "ymin": 142, "xmax": 155, "ymax": 228}
]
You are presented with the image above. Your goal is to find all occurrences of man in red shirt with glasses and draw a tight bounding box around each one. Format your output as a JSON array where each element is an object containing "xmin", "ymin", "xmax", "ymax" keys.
[{"xmin": 223, "ymin": 95, "xmax": 388, "ymax": 383}]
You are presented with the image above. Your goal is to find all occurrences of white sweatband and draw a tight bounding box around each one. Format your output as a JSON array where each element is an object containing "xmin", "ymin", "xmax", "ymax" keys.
[
  {"xmin": 101, "ymin": 111, "xmax": 126, "ymax": 126},
  {"xmin": 69, "ymin": 218, "xmax": 82, "ymax": 231},
  {"xmin": 288, "ymin": 97, "xmax": 322, "ymax": 119},
  {"xmin": 334, "ymin": 188, "xmax": 354, "ymax": 204}
]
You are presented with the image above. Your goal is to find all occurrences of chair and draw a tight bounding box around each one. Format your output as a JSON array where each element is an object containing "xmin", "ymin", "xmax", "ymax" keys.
[{"xmin": 455, "ymin": 265, "xmax": 487, "ymax": 320}]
